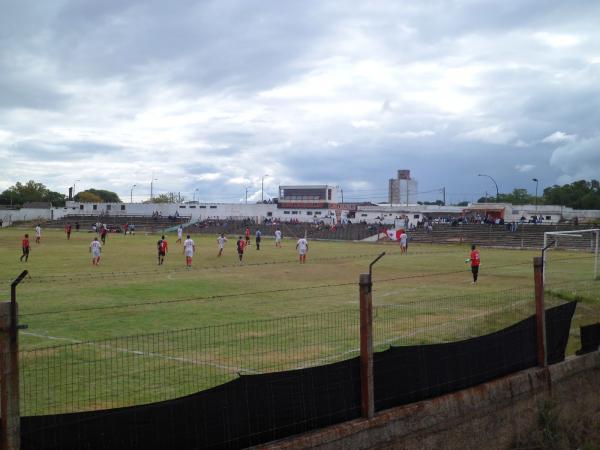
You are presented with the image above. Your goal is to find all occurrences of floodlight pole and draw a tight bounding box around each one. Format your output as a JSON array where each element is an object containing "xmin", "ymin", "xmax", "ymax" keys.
[{"xmin": 478, "ymin": 174, "xmax": 499, "ymax": 203}]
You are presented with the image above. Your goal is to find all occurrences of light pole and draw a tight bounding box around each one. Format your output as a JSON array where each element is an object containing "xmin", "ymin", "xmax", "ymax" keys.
[
  {"xmin": 532, "ymin": 178, "xmax": 539, "ymax": 210},
  {"xmin": 150, "ymin": 178, "xmax": 158, "ymax": 200},
  {"xmin": 245, "ymin": 187, "xmax": 250, "ymax": 204},
  {"xmin": 73, "ymin": 179, "xmax": 80, "ymax": 200},
  {"xmin": 478, "ymin": 174, "xmax": 499, "ymax": 202},
  {"xmin": 130, "ymin": 184, "xmax": 137, "ymax": 203},
  {"xmin": 261, "ymin": 174, "xmax": 269, "ymax": 203}
]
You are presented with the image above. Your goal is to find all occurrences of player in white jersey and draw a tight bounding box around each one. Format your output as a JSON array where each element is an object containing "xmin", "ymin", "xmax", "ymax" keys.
[
  {"xmin": 183, "ymin": 235, "xmax": 195, "ymax": 268},
  {"xmin": 89, "ymin": 237, "xmax": 102, "ymax": 265},
  {"xmin": 296, "ymin": 237, "xmax": 309, "ymax": 264},
  {"xmin": 400, "ymin": 232, "xmax": 408, "ymax": 254},
  {"xmin": 217, "ymin": 233, "xmax": 227, "ymax": 257},
  {"xmin": 35, "ymin": 225, "xmax": 42, "ymax": 244},
  {"xmin": 176, "ymin": 226, "xmax": 183, "ymax": 244},
  {"xmin": 274, "ymin": 228, "xmax": 282, "ymax": 247}
]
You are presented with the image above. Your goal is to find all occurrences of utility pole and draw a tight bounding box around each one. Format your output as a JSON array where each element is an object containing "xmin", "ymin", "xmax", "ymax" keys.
[
  {"xmin": 245, "ymin": 187, "xmax": 249, "ymax": 204},
  {"xmin": 442, "ymin": 187, "xmax": 446, "ymax": 206}
]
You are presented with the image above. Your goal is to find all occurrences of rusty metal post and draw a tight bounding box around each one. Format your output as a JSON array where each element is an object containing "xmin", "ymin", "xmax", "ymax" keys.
[
  {"xmin": 533, "ymin": 257, "xmax": 547, "ymax": 367},
  {"xmin": 359, "ymin": 273, "xmax": 374, "ymax": 419},
  {"xmin": 0, "ymin": 302, "xmax": 20, "ymax": 450}
]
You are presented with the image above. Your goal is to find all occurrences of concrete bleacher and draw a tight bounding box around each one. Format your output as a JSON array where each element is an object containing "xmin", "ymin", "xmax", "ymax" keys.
[
  {"xmin": 405, "ymin": 223, "xmax": 598, "ymax": 250},
  {"xmin": 44, "ymin": 214, "xmax": 190, "ymax": 233},
  {"xmin": 189, "ymin": 220, "xmax": 374, "ymax": 241}
]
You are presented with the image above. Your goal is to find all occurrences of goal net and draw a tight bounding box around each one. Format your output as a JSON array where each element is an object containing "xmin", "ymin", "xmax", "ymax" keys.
[{"xmin": 543, "ymin": 229, "xmax": 599, "ymax": 301}]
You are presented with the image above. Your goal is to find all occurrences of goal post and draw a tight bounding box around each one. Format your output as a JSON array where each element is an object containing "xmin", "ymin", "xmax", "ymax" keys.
[{"xmin": 543, "ymin": 228, "xmax": 599, "ymax": 283}]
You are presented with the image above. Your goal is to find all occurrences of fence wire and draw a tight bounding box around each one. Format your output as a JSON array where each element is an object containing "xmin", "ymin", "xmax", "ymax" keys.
[{"xmin": 17, "ymin": 286, "xmax": 584, "ymax": 417}]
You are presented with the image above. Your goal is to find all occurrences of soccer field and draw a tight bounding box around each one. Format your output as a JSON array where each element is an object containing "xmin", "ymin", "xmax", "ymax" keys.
[
  {"xmin": 0, "ymin": 227, "xmax": 597, "ymax": 345},
  {"xmin": 1, "ymin": 227, "xmax": 598, "ymax": 414}
]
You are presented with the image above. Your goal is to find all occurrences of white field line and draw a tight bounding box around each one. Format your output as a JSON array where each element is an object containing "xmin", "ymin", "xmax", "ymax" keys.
[
  {"xmin": 22, "ymin": 331, "xmax": 257, "ymax": 374},
  {"xmin": 292, "ymin": 299, "xmax": 531, "ymax": 369}
]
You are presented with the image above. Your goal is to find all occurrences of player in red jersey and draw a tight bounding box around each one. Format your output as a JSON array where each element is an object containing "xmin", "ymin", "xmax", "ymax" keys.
[
  {"xmin": 236, "ymin": 236, "xmax": 247, "ymax": 264},
  {"xmin": 157, "ymin": 235, "xmax": 168, "ymax": 265},
  {"xmin": 65, "ymin": 223, "xmax": 72, "ymax": 240},
  {"xmin": 245, "ymin": 227, "xmax": 251, "ymax": 246},
  {"xmin": 465, "ymin": 244, "xmax": 481, "ymax": 284},
  {"xmin": 20, "ymin": 234, "xmax": 30, "ymax": 262}
]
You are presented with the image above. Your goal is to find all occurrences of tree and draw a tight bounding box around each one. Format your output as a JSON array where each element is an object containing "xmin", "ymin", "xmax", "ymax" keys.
[
  {"xmin": 144, "ymin": 193, "xmax": 185, "ymax": 203},
  {"xmin": 0, "ymin": 180, "xmax": 66, "ymax": 206},
  {"xmin": 543, "ymin": 180, "xmax": 600, "ymax": 209},
  {"xmin": 75, "ymin": 189, "xmax": 121, "ymax": 203},
  {"xmin": 477, "ymin": 188, "xmax": 535, "ymax": 205},
  {"xmin": 76, "ymin": 191, "xmax": 103, "ymax": 203}
]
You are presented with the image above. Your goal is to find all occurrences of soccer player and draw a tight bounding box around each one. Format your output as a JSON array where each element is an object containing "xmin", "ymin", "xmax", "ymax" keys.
[
  {"xmin": 465, "ymin": 244, "xmax": 481, "ymax": 284},
  {"xmin": 296, "ymin": 237, "xmax": 309, "ymax": 264},
  {"xmin": 35, "ymin": 224, "xmax": 42, "ymax": 244},
  {"xmin": 236, "ymin": 236, "xmax": 246, "ymax": 264},
  {"xmin": 176, "ymin": 225, "xmax": 183, "ymax": 244},
  {"xmin": 123, "ymin": 223, "xmax": 129, "ymax": 236},
  {"xmin": 90, "ymin": 237, "xmax": 102, "ymax": 266},
  {"xmin": 20, "ymin": 234, "xmax": 30, "ymax": 262},
  {"xmin": 183, "ymin": 234, "xmax": 195, "ymax": 268},
  {"xmin": 100, "ymin": 226, "xmax": 108, "ymax": 245},
  {"xmin": 255, "ymin": 229, "xmax": 262, "ymax": 250},
  {"xmin": 217, "ymin": 233, "xmax": 227, "ymax": 257},
  {"xmin": 399, "ymin": 230, "xmax": 408, "ymax": 254},
  {"xmin": 245, "ymin": 227, "xmax": 251, "ymax": 246},
  {"xmin": 65, "ymin": 223, "xmax": 72, "ymax": 240},
  {"xmin": 274, "ymin": 228, "xmax": 282, "ymax": 247},
  {"xmin": 157, "ymin": 235, "xmax": 168, "ymax": 265}
]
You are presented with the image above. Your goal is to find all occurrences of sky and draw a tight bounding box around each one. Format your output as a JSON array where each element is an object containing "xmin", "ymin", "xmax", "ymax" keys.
[{"xmin": 1, "ymin": 0, "xmax": 599, "ymax": 204}]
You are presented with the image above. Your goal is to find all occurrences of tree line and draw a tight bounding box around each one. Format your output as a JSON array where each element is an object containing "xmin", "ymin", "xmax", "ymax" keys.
[{"xmin": 1, "ymin": 179, "xmax": 599, "ymax": 209}]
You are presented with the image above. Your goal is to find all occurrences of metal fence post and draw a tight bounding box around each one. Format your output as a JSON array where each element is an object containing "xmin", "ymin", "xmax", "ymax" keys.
[
  {"xmin": 0, "ymin": 302, "xmax": 20, "ymax": 450},
  {"xmin": 359, "ymin": 273, "xmax": 374, "ymax": 419},
  {"xmin": 533, "ymin": 257, "xmax": 547, "ymax": 367}
]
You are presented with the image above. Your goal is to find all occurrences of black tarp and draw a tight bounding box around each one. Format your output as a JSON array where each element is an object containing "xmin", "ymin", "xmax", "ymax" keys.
[
  {"xmin": 374, "ymin": 301, "xmax": 576, "ymax": 411},
  {"xmin": 576, "ymin": 323, "xmax": 600, "ymax": 355},
  {"xmin": 20, "ymin": 301, "xmax": 576, "ymax": 450},
  {"xmin": 21, "ymin": 358, "xmax": 361, "ymax": 450}
]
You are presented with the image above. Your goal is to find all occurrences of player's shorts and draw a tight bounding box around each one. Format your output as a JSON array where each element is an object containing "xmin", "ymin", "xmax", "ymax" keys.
[
  {"xmin": 275, "ymin": 237, "xmax": 281, "ymax": 243},
  {"xmin": 22, "ymin": 247, "xmax": 29, "ymax": 255},
  {"xmin": 92, "ymin": 250, "xmax": 101, "ymax": 258},
  {"xmin": 219, "ymin": 245, "xmax": 225, "ymax": 249},
  {"xmin": 185, "ymin": 250, "xmax": 194, "ymax": 257},
  {"xmin": 298, "ymin": 249, "xmax": 307, "ymax": 256},
  {"xmin": 158, "ymin": 250, "xmax": 166, "ymax": 256},
  {"xmin": 471, "ymin": 266, "xmax": 479, "ymax": 275}
]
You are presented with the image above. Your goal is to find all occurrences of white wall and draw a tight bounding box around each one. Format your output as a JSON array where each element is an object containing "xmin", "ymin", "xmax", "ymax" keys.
[{"xmin": 1, "ymin": 208, "xmax": 53, "ymax": 225}]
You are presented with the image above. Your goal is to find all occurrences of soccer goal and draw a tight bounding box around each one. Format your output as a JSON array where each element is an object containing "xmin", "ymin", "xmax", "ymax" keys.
[{"xmin": 543, "ymin": 229, "xmax": 599, "ymax": 284}]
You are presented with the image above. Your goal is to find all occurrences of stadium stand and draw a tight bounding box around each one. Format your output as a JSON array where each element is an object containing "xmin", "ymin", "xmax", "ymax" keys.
[{"xmin": 43, "ymin": 214, "xmax": 190, "ymax": 233}]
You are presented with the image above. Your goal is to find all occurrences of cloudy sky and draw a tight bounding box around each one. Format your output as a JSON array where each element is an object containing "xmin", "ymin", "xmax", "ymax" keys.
[{"xmin": 1, "ymin": 0, "xmax": 599, "ymax": 204}]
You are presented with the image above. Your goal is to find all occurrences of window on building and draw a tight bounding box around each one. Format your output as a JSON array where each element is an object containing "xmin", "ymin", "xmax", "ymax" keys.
[
  {"xmin": 546, "ymin": 216, "xmax": 551, "ymax": 220},
  {"xmin": 361, "ymin": 214, "xmax": 368, "ymax": 217},
  {"xmin": 189, "ymin": 205, "xmax": 196, "ymax": 208},
  {"xmin": 414, "ymin": 214, "xmax": 420, "ymax": 219},
  {"xmin": 121, "ymin": 205, "xmax": 126, "ymax": 211},
  {"xmin": 284, "ymin": 211, "xmax": 290, "ymax": 214},
  {"xmin": 306, "ymin": 211, "xmax": 313, "ymax": 215},
  {"xmin": 93, "ymin": 205, "xmax": 97, "ymax": 210},
  {"xmin": 512, "ymin": 210, "xmax": 519, "ymax": 214},
  {"xmin": 267, "ymin": 212, "xmax": 272, "ymax": 217},
  {"xmin": 199, "ymin": 205, "xmax": 206, "ymax": 208},
  {"xmin": 210, "ymin": 205, "xmax": 217, "ymax": 209},
  {"xmin": 292, "ymin": 211, "xmax": 298, "ymax": 215},
  {"xmin": 106, "ymin": 204, "xmax": 112, "ymax": 211},
  {"xmin": 80, "ymin": 205, "xmax": 84, "ymax": 210},
  {"xmin": 179, "ymin": 206, "xmax": 186, "ymax": 209},
  {"xmin": 328, "ymin": 189, "xmax": 332, "ymax": 200}
]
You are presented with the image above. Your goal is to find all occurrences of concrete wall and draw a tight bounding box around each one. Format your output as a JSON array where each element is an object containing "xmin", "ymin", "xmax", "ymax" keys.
[
  {"xmin": 256, "ymin": 351, "xmax": 600, "ymax": 450},
  {"xmin": 0, "ymin": 208, "xmax": 53, "ymax": 225}
]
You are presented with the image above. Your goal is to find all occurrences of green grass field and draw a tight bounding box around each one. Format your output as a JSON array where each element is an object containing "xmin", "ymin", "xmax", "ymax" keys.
[{"xmin": 1, "ymin": 227, "xmax": 598, "ymax": 414}]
